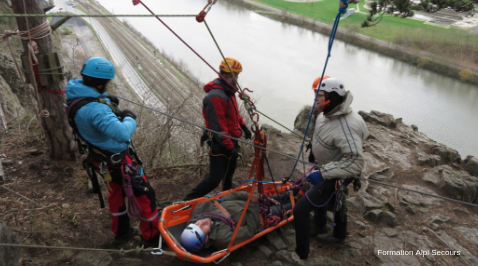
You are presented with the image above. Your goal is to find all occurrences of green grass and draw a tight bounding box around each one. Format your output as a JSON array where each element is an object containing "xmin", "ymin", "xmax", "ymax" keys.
[
  {"xmin": 254, "ymin": 0, "xmax": 477, "ymax": 43},
  {"xmin": 60, "ymin": 25, "xmax": 73, "ymax": 35}
]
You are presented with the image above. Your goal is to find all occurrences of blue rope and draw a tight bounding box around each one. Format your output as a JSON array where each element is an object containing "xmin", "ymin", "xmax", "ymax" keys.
[
  {"xmin": 288, "ymin": 1, "xmax": 348, "ymax": 179},
  {"xmin": 204, "ymin": 192, "xmax": 224, "ymax": 201},
  {"xmin": 305, "ymin": 189, "xmax": 337, "ymax": 226},
  {"xmin": 305, "ymin": 189, "xmax": 336, "ymax": 208}
]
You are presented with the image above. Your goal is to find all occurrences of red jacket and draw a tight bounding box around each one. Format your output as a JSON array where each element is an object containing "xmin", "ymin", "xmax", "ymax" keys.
[{"xmin": 203, "ymin": 79, "xmax": 246, "ymax": 150}]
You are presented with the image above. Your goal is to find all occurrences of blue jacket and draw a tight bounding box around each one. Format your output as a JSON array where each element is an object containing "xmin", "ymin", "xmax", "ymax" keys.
[{"xmin": 65, "ymin": 79, "xmax": 136, "ymax": 154}]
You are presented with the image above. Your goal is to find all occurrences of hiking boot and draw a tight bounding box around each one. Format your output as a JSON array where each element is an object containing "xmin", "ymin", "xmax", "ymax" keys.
[
  {"xmin": 310, "ymin": 225, "xmax": 330, "ymax": 236},
  {"xmin": 113, "ymin": 227, "xmax": 140, "ymax": 244},
  {"xmin": 316, "ymin": 234, "xmax": 345, "ymax": 244},
  {"xmin": 140, "ymin": 235, "xmax": 161, "ymax": 249}
]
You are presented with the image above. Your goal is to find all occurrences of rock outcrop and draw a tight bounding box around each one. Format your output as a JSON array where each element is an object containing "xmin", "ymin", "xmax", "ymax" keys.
[
  {"xmin": 278, "ymin": 109, "xmax": 478, "ymax": 266},
  {"xmin": 0, "ymin": 74, "xmax": 25, "ymax": 124}
]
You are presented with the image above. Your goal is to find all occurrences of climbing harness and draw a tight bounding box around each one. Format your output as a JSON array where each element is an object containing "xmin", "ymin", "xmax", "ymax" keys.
[
  {"xmin": 66, "ymin": 97, "xmax": 143, "ymax": 209},
  {"xmin": 123, "ymin": 165, "xmax": 143, "ymax": 217}
]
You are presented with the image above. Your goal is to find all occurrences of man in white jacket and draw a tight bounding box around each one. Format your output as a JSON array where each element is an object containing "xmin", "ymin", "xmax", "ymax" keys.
[{"xmin": 293, "ymin": 77, "xmax": 369, "ymax": 260}]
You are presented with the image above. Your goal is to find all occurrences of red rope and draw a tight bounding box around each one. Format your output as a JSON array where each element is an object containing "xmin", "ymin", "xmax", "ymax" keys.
[
  {"xmin": 37, "ymin": 86, "xmax": 65, "ymax": 94},
  {"xmin": 133, "ymin": 0, "xmax": 239, "ymax": 93},
  {"xmin": 32, "ymin": 63, "xmax": 65, "ymax": 94}
]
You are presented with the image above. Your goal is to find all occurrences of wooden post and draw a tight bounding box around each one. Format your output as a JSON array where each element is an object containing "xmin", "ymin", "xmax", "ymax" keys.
[{"xmin": 12, "ymin": 0, "xmax": 76, "ymax": 160}]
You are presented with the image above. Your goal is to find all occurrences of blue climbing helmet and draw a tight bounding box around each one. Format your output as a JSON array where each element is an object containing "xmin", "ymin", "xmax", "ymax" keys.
[
  {"xmin": 81, "ymin": 57, "xmax": 115, "ymax": 79},
  {"xmin": 180, "ymin": 224, "xmax": 206, "ymax": 253}
]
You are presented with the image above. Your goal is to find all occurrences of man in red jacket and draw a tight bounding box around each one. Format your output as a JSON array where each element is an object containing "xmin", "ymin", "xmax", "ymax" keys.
[{"xmin": 183, "ymin": 58, "xmax": 252, "ymax": 201}]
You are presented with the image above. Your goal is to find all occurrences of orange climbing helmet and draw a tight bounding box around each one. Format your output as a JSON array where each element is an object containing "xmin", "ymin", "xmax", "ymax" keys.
[
  {"xmin": 312, "ymin": 75, "xmax": 330, "ymax": 91},
  {"xmin": 220, "ymin": 57, "xmax": 243, "ymax": 73}
]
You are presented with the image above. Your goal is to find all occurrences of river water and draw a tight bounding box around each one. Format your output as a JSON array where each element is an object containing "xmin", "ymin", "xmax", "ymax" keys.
[{"xmin": 98, "ymin": 0, "xmax": 478, "ymax": 158}]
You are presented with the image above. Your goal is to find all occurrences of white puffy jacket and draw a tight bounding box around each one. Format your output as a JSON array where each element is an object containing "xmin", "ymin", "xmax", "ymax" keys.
[{"xmin": 312, "ymin": 91, "xmax": 369, "ymax": 179}]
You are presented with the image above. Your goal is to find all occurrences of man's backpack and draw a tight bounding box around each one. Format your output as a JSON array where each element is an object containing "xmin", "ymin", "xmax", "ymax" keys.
[{"xmin": 66, "ymin": 97, "xmax": 121, "ymax": 156}]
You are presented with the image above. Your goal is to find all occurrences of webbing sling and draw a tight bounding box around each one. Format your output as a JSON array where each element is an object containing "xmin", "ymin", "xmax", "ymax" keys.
[
  {"xmin": 83, "ymin": 159, "xmax": 105, "ymax": 208},
  {"xmin": 213, "ymin": 200, "xmax": 231, "ymax": 218}
]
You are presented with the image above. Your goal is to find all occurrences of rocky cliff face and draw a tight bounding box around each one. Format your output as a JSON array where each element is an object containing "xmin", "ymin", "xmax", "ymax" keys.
[
  {"xmin": 0, "ymin": 1, "xmax": 27, "ymax": 125},
  {"xmin": 0, "ymin": 73, "xmax": 25, "ymax": 125},
  {"xmin": 247, "ymin": 108, "xmax": 478, "ymax": 266}
]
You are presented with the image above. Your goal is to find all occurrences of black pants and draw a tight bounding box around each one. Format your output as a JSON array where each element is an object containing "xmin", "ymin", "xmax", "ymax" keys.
[
  {"xmin": 183, "ymin": 142, "xmax": 238, "ymax": 201},
  {"xmin": 293, "ymin": 178, "xmax": 348, "ymax": 260}
]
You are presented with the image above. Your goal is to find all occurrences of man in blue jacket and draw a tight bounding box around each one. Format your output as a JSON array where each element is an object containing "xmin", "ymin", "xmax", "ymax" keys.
[{"xmin": 65, "ymin": 57, "xmax": 159, "ymax": 247}]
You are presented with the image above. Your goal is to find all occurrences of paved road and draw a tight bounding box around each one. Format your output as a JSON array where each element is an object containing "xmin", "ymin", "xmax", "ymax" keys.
[
  {"xmin": 50, "ymin": 0, "xmax": 164, "ymax": 110},
  {"xmin": 51, "ymin": 17, "xmax": 91, "ymax": 57}
]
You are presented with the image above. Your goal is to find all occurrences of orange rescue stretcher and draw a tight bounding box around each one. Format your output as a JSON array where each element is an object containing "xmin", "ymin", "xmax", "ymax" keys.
[{"xmin": 157, "ymin": 131, "xmax": 297, "ymax": 263}]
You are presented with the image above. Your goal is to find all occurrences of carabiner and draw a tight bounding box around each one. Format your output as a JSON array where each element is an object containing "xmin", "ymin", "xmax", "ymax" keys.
[
  {"xmin": 196, "ymin": 3, "xmax": 213, "ymax": 23},
  {"xmin": 111, "ymin": 153, "xmax": 123, "ymax": 164},
  {"xmin": 98, "ymin": 161, "xmax": 108, "ymax": 174},
  {"xmin": 151, "ymin": 234, "xmax": 163, "ymax": 255},
  {"xmin": 151, "ymin": 248, "xmax": 163, "ymax": 255},
  {"xmin": 251, "ymin": 112, "xmax": 260, "ymax": 123}
]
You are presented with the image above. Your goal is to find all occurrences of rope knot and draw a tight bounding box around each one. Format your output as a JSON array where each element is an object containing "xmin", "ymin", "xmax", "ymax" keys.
[
  {"xmin": 134, "ymin": 245, "xmax": 144, "ymax": 255},
  {"xmin": 1, "ymin": 29, "xmax": 18, "ymax": 41},
  {"xmin": 28, "ymin": 41, "xmax": 39, "ymax": 54},
  {"xmin": 118, "ymin": 248, "xmax": 126, "ymax": 256}
]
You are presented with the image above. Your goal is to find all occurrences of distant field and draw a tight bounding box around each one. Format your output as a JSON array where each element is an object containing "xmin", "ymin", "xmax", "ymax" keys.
[
  {"xmin": 253, "ymin": 0, "xmax": 478, "ymax": 71},
  {"xmin": 254, "ymin": 0, "xmax": 476, "ymax": 43}
]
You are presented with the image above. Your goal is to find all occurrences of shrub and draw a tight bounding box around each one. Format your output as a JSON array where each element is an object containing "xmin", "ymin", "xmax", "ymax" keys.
[
  {"xmin": 416, "ymin": 57, "xmax": 430, "ymax": 68},
  {"xmin": 60, "ymin": 26, "xmax": 73, "ymax": 35},
  {"xmin": 458, "ymin": 68, "xmax": 478, "ymax": 82}
]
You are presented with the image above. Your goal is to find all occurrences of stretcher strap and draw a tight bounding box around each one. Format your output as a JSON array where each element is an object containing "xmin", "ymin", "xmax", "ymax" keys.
[{"xmin": 214, "ymin": 200, "xmax": 231, "ymax": 218}]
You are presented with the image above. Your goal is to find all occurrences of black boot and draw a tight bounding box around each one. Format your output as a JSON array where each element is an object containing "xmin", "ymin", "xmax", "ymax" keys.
[
  {"xmin": 310, "ymin": 225, "xmax": 330, "ymax": 236},
  {"xmin": 140, "ymin": 235, "xmax": 161, "ymax": 248},
  {"xmin": 114, "ymin": 227, "xmax": 140, "ymax": 244}
]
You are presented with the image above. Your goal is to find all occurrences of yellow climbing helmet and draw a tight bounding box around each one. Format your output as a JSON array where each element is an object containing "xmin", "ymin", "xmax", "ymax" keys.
[{"xmin": 220, "ymin": 57, "xmax": 243, "ymax": 73}]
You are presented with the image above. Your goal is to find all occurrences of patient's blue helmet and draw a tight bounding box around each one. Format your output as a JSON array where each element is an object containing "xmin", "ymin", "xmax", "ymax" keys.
[{"xmin": 180, "ymin": 224, "xmax": 206, "ymax": 253}]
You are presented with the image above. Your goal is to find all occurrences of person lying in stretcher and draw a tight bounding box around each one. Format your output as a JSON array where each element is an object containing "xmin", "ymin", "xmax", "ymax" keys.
[{"xmin": 179, "ymin": 183, "xmax": 311, "ymax": 253}]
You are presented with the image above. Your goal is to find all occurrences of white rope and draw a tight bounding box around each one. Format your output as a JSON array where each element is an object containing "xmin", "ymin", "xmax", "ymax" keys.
[{"xmin": 17, "ymin": 20, "xmax": 52, "ymax": 41}]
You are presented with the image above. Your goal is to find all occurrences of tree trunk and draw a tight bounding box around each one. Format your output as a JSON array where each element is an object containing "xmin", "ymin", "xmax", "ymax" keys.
[
  {"xmin": 12, "ymin": 0, "xmax": 75, "ymax": 160},
  {"xmin": 0, "ymin": 105, "xmax": 6, "ymax": 182}
]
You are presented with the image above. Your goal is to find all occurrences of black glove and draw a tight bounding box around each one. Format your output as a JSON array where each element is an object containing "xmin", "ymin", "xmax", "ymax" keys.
[
  {"xmin": 200, "ymin": 129, "xmax": 210, "ymax": 146},
  {"xmin": 106, "ymin": 95, "xmax": 119, "ymax": 106},
  {"xmin": 308, "ymin": 151, "xmax": 316, "ymax": 163},
  {"xmin": 132, "ymin": 174, "xmax": 149, "ymax": 192},
  {"xmin": 305, "ymin": 142, "xmax": 312, "ymax": 152},
  {"xmin": 241, "ymin": 125, "xmax": 252, "ymax": 140},
  {"xmin": 353, "ymin": 178, "xmax": 362, "ymax": 192},
  {"xmin": 120, "ymin": 109, "xmax": 137, "ymax": 120},
  {"xmin": 227, "ymin": 148, "xmax": 239, "ymax": 159}
]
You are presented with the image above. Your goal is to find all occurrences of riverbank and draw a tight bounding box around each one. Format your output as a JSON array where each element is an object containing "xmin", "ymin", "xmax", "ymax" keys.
[{"xmin": 224, "ymin": 0, "xmax": 478, "ymax": 85}]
